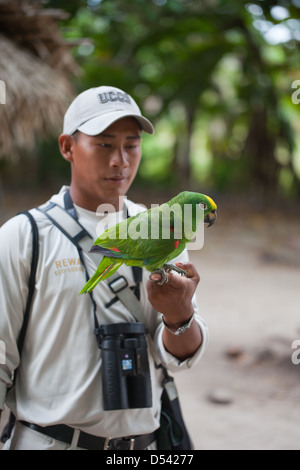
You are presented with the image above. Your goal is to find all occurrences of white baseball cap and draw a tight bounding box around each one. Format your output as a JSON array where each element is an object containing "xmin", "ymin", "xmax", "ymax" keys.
[{"xmin": 63, "ymin": 86, "xmax": 154, "ymax": 135}]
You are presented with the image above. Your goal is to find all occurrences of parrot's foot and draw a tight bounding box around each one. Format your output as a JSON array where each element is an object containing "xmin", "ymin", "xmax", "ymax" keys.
[
  {"xmin": 149, "ymin": 264, "xmax": 189, "ymax": 285},
  {"xmin": 162, "ymin": 263, "xmax": 189, "ymax": 278},
  {"xmin": 149, "ymin": 269, "xmax": 168, "ymax": 285}
]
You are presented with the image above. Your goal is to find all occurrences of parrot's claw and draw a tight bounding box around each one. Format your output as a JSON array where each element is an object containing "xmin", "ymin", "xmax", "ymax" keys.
[
  {"xmin": 149, "ymin": 269, "xmax": 168, "ymax": 285},
  {"xmin": 149, "ymin": 264, "xmax": 189, "ymax": 285},
  {"xmin": 162, "ymin": 264, "xmax": 189, "ymax": 278}
]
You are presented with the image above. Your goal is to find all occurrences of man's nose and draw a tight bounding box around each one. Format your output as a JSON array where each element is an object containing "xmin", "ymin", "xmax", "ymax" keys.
[{"xmin": 110, "ymin": 148, "xmax": 129, "ymax": 167}]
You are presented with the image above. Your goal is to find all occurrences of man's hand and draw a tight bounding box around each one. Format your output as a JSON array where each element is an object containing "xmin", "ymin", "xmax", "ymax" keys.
[
  {"xmin": 147, "ymin": 262, "xmax": 199, "ymax": 325},
  {"xmin": 146, "ymin": 262, "xmax": 202, "ymax": 361}
]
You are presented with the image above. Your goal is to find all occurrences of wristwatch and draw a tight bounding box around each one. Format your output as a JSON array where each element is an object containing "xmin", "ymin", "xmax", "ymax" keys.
[{"xmin": 162, "ymin": 312, "xmax": 195, "ymax": 336}]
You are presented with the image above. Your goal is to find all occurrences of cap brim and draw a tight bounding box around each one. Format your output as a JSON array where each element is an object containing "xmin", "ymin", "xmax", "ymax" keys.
[{"xmin": 77, "ymin": 111, "xmax": 154, "ymax": 135}]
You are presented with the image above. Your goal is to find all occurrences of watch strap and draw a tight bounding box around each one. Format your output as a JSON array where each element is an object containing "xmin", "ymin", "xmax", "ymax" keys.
[{"xmin": 162, "ymin": 312, "xmax": 195, "ymax": 336}]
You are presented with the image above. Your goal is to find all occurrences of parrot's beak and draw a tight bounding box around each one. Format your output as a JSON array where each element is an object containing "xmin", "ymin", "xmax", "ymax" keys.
[{"xmin": 204, "ymin": 209, "xmax": 217, "ymax": 227}]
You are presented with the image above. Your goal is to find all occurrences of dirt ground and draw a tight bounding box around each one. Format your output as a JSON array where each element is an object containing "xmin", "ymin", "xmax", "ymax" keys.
[{"xmin": 1, "ymin": 188, "xmax": 300, "ymax": 450}]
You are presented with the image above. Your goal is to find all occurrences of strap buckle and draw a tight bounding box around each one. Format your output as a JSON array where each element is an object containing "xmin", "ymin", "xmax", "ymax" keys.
[
  {"xmin": 104, "ymin": 436, "xmax": 135, "ymax": 450},
  {"xmin": 108, "ymin": 276, "xmax": 128, "ymax": 294}
]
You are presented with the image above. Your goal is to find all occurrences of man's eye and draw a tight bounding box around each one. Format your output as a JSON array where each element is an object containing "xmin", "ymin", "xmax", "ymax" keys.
[
  {"xmin": 98, "ymin": 143, "xmax": 111, "ymax": 148},
  {"xmin": 127, "ymin": 144, "xmax": 140, "ymax": 149}
]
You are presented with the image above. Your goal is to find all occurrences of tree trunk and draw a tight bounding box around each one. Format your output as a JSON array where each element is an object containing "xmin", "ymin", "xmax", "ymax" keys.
[
  {"xmin": 172, "ymin": 105, "xmax": 196, "ymax": 188},
  {"xmin": 243, "ymin": 105, "xmax": 280, "ymax": 194}
]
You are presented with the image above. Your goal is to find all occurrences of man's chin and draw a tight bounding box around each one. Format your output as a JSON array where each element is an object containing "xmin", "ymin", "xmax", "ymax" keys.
[{"xmin": 97, "ymin": 184, "xmax": 131, "ymax": 210}]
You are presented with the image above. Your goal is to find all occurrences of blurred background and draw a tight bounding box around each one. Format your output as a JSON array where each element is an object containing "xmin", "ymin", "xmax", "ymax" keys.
[
  {"xmin": 1, "ymin": 0, "xmax": 300, "ymax": 208},
  {"xmin": 1, "ymin": 0, "xmax": 300, "ymax": 450}
]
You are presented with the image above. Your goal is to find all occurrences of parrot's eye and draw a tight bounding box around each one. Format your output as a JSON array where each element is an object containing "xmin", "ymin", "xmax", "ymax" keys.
[{"xmin": 199, "ymin": 202, "xmax": 207, "ymax": 210}]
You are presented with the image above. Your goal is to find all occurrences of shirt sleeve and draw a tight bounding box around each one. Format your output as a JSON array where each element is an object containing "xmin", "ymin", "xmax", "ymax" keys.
[
  {"xmin": 154, "ymin": 301, "xmax": 209, "ymax": 373},
  {"xmin": 0, "ymin": 214, "xmax": 33, "ymax": 409}
]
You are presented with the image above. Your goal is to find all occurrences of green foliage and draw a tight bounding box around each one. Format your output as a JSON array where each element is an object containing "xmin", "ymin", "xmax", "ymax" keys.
[{"xmin": 43, "ymin": 0, "xmax": 300, "ymax": 197}]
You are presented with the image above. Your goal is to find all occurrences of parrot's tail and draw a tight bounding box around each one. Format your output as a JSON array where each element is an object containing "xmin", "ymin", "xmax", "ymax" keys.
[{"xmin": 79, "ymin": 257, "xmax": 123, "ymax": 294}]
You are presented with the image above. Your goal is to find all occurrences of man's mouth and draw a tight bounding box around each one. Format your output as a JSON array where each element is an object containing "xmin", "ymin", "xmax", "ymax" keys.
[{"xmin": 104, "ymin": 175, "xmax": 127, "ymax": 183}]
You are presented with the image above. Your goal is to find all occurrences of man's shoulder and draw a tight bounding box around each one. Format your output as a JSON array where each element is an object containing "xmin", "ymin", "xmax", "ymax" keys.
[
  {"xmin": 0, "ymin": 187, "xmax": 67, "ymax": 235},
  {"xmin": 0, "ymin": 211, "xmax": 33, "ymax": 234}
]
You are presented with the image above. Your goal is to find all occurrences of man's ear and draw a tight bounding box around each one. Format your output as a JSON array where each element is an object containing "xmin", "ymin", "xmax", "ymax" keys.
[{"xmin": 58, "ymin": 134, "xmax": 75, "ymax": 162}]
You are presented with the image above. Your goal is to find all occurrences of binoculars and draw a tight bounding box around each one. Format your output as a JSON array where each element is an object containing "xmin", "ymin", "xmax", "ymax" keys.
[{"xmin": 97, "ymin": 322, "xmax": 152, "ymax": 410}]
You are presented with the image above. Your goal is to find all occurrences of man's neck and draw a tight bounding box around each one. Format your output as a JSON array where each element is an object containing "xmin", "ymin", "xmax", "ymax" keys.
[{"xmin": 69, "ymin": 186, "xmax": 126, "ymax": 212}]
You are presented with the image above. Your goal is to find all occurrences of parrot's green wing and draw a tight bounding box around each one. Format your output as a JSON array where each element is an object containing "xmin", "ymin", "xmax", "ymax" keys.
[{"xmin": 93, "ymin": 206, "xmax": 186, "ymax": 264}]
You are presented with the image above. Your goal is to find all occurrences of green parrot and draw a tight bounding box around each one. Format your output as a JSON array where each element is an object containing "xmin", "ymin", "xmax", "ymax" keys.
[{"xmin": 79, "ymin": 191, "xmax": 217, "ymax": 294}]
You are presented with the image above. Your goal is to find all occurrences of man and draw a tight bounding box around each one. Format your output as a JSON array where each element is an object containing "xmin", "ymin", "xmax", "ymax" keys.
[{"xmin": 0, "ymin": 86, "xmax": 208, "ymax": 450}]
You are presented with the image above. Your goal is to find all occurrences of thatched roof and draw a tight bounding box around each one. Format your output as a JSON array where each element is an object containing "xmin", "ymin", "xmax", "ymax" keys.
[{"xmin": 0, "ymin": 0, "xmax": 79, "ymax": 160}]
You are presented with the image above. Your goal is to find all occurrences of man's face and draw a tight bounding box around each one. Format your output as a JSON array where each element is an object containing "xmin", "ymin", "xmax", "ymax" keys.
[{"xmin": 67, "ymin": 117, "xmax": 142, "ymax": 211}]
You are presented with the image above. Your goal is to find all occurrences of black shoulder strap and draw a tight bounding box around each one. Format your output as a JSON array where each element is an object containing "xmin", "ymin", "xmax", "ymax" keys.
[
  {"xmin": 0, "ymin": 211, "xmax": 39, "ymax": 444},
  {"xmin": 16, "ymin": 211, "xmax": 39, "ymax": 357}
]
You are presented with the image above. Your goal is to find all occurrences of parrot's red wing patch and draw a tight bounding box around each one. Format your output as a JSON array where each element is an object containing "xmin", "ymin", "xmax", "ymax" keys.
[
  {"xmin": 174, "ymin": 240, "xmax": 179, "ymax": 249},
  {"xmin": 111, "ymin": 246, "xmax": 120, "ymax": 252}
]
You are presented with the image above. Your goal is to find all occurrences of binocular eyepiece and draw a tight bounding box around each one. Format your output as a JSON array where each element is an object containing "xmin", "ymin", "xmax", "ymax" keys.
[{"xmin": 96, "ymin": 322, "xmax": 152, "ymax": 410}]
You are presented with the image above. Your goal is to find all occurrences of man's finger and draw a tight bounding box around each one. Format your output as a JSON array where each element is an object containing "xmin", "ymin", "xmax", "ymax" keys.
[
  {"xmin": 150, "ymin": 272, "xmax": 162, "ymax": 282},
  {"xmin": 175, "ymin": 262, "xmax": 199, "ymax": 281},
  {"xmin": 162, "ymin": 262, "xmax": 199, "ymax": 289}
]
